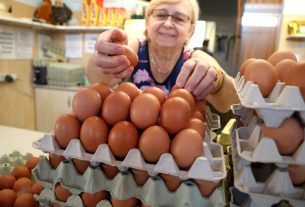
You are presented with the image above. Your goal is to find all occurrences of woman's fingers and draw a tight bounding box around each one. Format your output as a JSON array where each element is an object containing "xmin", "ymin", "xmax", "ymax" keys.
[{"xmin": 176, "ymin": 60, "xmax": 196, "ymax": 88}]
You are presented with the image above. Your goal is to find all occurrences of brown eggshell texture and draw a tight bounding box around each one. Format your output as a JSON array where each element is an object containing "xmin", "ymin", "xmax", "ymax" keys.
[
  {"xmin": 54, "ymin": 183, "xmax": 72, "ymax": 202},
  {"xmin": 108, "ymin": 121, "xmax": 139, "ymax": 159},
  {"xmin": 54, "ymin": 113, "xmax": 81, "ymax": 149},
  {"xmin": 285, "ymin": 62, "xmax": 305, "ymax": 101},
  {"xmin": 81, "ymin": 191, "xmax": 109, "ymax": 207},
  {"xmin": 143, "ymin": 86, "xmax": 166, "ymax": 104},
  {"xmin": 0, "ymin": 189, "xmax": 17, "ymax": 207},
  {"xmin": 14, "ymin": 193, "xmax": 39, "ymax": 207},
  {"xmin": 72, "ymin": 87, "xmax": 102, "ymax": 121},
  {"xmin": 274, "ymin": 59, "xmax": 297, "ymax": 82},
  {"xmin": 0, "ymin": 175, "xmax": 16, "ymax": 190},
  {"xmin": 124, "ymin": 45, "xmax": 139, "ymax": 67},
  {"xmin": 130, "ymin": 93, "xmax": 161, "ymax": 129},
  {"xmin": 168, "ymin": 88, "xmax": 195, "ymax": 111},
  {"xmin": 244, "ymin": 59, "xmax": 278, "ymax": 97},
  {"xmin": 115, "ymin": 82, "xmax": 141, "ymax": 102},
  {"xmin": 91, "ymin": 82, "xmax": 112, "ymax": 100},
  {"xmin": 160, "ymin": 97, "xmax": 192, "ymax": 134},
  {"xmin": 268, "ymin": 50, "xmax": 297, "ymax": 66},
  {"xmin": 80, "ymin": 116, "xmax": 109, "ymax": 153},
  {"xmin": 170, "ymin": 129, "xmax": 203, "ymax": 169},
  {"xmin": 139, "ymin": 125, "xmax": 170, "ymax": 163},
  {"xmin": 102, "ymin": 91, "xmax": 131, "ymax": 125}
]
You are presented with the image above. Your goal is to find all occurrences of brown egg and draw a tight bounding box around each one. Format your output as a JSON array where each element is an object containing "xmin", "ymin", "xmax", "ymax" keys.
[
  {"xmin": 131, "ymin": 169, "xmax": 149, "ymax": 186},
  {"xmin": 160, "ymin": 97, "xmax": 192, "ymax": 134},
  {"xmin": 25, "ymin": 156, "xmax": 40, "ymax": 171},
  {"xmin": 124, "ymin": 45, "xmax": 139, "ymax": 67},
  {"xmin": 14, "ymin": 193, "xmax": 39, "ymax": 207},
  {"xmin": 170, "ymin": 84, "xmax": 180, "ymax": 92},
  {"xmin": 13, "ymin": 177, "xmax": 33, "ymax": 194},
  {"xmin": 0, "ymin": 175, "xmax": 16, "ymax": 190},
  {"xmin": 102, "ymin": 91, "xmax": 131, "ymax": 125},
  {"xmin": 168, "ymin": 88, "xmax": 195, "ymax": 111},
  {"xmin": 48, "ymin": 153, "xmax": 65, "ymax": 169},
  {"xmin": 143, "ymin": 86, "xmax": 166, "ymax": 104},
  {"xmin": 261, "ymin": 117, "xmax": 304, "ymax": 155},
  {"xmin": 0, "ymin": 189, "xmax": 17, "ymax": 207},
  {"xmin": 268, "ymin": 50, "xmax": 297, "ymax": 66},
  {"xmin": 170, "ymin": 129, "xmax": 203, "ymax": 169},
  {"xmin": 244, "ymin": 59, "xmax": 278, "ymax": 97},
  {"xmin": 288, "ymin": 164, "xmax": 305, "ymax": 185},
  {"xmin": 274, "ymin": 59, "xmax": 297, "ymax": 82},
  {"xmin": 239, "ymin": 58, "xmax": 256, "ymax": 76},
  {"xmin": 111, "ymin": 197, "xmax": 138, "ymax": 207},
  {"xmin": 80, "ymin": 116, "xmax": 109, "ymax": 153},
  {"xmin": 72, "ymin": 87, "xmax": 102, "ymax": 121},
  {"xmin": 11, "ymin": 166, "xmax": 31, "ymax": 179},
  {"xmin": 187, "ymin": 118, "xmax": 206, "ymax": 138},
  {"xmin": 72, "ymin": 159, "xmax": 90, "ymax": 174},
  {"xmin": 91, "ymin": 82, "xmax": 112, "ymax": 100},
  {"xmin": 285, "ymin": 62, "xmax": 305, "ymax": 100},
  {"xmin": 54, "ymin": 113, "xmax": 81, "ymax": 149},
  {"xmin": 54, "ymin": 183, "xmax": 72, "ymax": 202},
  {"xmin": 115, "ymin": 82, "xmax": 141, "ymax": 102},
  {"xmin": 31, "ymin": 182, "xmax": 44, "ymax": 195},
  {"xmin": 194, "ymin": 179, "xmax": 221, "ymax": 197},
  {"xmin": 101, "ymin": 164, "xmax": 119, "ymax": 179},
  {"xmin": 194, "ymin": 100, "xmax": 206, "ymax": 121},
  {"xmin": 81, "ymin": 191, "xmax": 109, "ymax": 207},
  {"xmin": 130, "ymin": 93, "xmax": 161, "ymax": 129},
  {"xmin": 160, "ymin": 173, "xmax": 182, "ymax": 192},
  {"xmin": 192, "ymin": 110, "xmax": 204, "ymax": 122},
  {"xmin": 139, "ymin": 125, "xmax": 170, "ymax": 163},
  {"xmin": 108, "ymin": 121, "xmax": 139, "ymax": 159}
]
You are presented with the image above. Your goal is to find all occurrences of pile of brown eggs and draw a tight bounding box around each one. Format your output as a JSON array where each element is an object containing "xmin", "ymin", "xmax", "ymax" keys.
[
  {"xmin": 239, "ymin": 50, "xmax": 304, "ymax": 99},
  {"xmin": 46, "ymin": 81, "xmax": 220, "ymax": 206},
  {"xmin": 238, "ymin": 50, "xmax": 305, "ymax": 187},
  {"xmin": 0, "ymin": 157, "xmax": 43, "ymax": 207}
]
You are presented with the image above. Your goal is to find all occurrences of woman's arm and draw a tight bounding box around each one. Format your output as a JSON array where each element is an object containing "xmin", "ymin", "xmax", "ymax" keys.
[{"xmin": 86, "ymin": 28, "xmax": 140, "ymax": 86}]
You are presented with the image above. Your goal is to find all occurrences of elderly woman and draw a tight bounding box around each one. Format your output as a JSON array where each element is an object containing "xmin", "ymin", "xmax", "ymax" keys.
[{"xmin": 87, "ymin": 0, "xmax": 239, "ymax": 113}]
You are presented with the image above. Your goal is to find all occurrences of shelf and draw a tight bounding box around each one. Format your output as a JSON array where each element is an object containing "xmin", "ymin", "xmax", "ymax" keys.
[
  {"xmin": 0, "ymin": 16, "xmax": 112, "ymax": 32},
  {"xmin": 286, "ymin": 34, "xmax": 305, "ymax": 40}
]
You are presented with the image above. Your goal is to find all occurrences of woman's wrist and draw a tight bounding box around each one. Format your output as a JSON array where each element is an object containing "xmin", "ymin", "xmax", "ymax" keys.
[{"xmin": 211, "ymin": 67, "xmax": 225, "ymax": 94}]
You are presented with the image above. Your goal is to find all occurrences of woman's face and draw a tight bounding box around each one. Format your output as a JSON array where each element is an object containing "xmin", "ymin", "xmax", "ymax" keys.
[{"xmin": 146, "ymin": 1, "xmax": 195, "ymax": 49}]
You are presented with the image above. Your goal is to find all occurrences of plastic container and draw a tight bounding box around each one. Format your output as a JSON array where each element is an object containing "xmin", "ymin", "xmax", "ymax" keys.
[
  {"xmin": 33, "ymin": 159, "xmax": 226, "ymax": 207},
  {"xmin": 33, "ymin": 133, "xmax": 226, "ymax": 182},
  {"xmin": 234, "ymin": 73, "xmax": 305, "ymax": 128}
]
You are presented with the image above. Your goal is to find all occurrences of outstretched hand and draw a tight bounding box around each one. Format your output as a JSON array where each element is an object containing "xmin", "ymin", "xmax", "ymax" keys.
[
  {"xmin": 93, "ymin": 28, "xmax": 134, "ymax": 78},
  {"xmin": 176, "ymin": 58, "xmax": 218, "ymax": 100}
]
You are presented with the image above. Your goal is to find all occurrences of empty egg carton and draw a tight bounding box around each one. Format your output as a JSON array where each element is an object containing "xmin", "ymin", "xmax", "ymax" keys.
[{"xmin": 0, "ymin": 151, "xmax": 34, "ymax": 175}]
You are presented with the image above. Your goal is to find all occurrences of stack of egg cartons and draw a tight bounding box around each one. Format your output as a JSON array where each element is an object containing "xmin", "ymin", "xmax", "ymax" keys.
[
  {"xmin": 230, "ymin": 57, "xmax": 305, "ymax": 206},
  {"xmin": 31, "ymin": 83, "xmax": 228, "ymax": 207}
]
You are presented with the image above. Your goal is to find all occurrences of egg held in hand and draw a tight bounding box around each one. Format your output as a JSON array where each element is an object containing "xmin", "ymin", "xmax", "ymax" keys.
[{"xmin": 170, "ymin": 128, "xmax": 204, "ymax": 169}]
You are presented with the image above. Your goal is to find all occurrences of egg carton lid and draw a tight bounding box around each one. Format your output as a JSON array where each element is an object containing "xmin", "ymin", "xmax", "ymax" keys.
[
  {"xmin": 229, "ymin": 187, "xmax": 305, "ymax": 207},
  {"xmin": 232, "ymin": 115, "xmax": 305, "ymax": 165},
  {"xmin": 230, "ymin": 125, "xmax": 305, "ymax": 200},
  {"xmin": 234, "ymin": 73, "xmax": 305, "ymax": 113},
  {"xmin": 33, "ymin": 131, "xmax": 226, "ymax": 181},
  {"xmin": 0, "ymin": 151, "xmax": 34, "ymax": 176},
  {"xmin": 33, "ymin": 159, "xmax": 226, "ymax": 207}
]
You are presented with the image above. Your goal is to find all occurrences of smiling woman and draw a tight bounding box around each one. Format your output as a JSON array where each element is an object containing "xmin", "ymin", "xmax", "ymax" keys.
[{"xmin": 87, "ymin": 0, "xmax": 239, "ymax": 113}]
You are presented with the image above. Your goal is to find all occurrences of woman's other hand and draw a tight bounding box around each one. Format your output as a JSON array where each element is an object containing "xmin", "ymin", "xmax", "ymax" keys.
[
  {"xmin": 176, "ymin": 58, "xmax": 219, "ymax": 100},
  {"xmin": 94, "ymin": 28, "xmax": 134, "ymax": 78}
]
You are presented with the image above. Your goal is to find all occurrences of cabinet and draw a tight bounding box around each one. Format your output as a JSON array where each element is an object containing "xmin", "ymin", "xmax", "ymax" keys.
[{"xmin": 34, "ymin": 87, "xmax": 79, "ymax": 132}]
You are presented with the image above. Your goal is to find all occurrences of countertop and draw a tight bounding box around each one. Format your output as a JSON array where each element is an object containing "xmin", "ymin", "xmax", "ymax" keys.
[{"xmin": 0, "ymin": 125, "xmax": 46, "ymax": 157}]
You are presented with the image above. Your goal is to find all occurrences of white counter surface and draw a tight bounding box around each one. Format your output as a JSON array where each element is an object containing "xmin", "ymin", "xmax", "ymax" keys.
[{"xmin": 0, "ymin": 125, "xmax": 46, "ymax": 157}]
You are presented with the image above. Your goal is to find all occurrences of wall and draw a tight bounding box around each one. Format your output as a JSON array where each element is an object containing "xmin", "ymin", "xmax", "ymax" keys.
[{"xmin": 277, "ymin": 0, "xmax": 305, "ymax": 61}]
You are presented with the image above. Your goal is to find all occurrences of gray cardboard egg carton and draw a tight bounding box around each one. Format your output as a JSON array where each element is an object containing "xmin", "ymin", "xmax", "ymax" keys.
[
  {"xmin": 229, "ymin": 187, "xmax": 305, "ymax": 207},
  {"xmin": 33, "ymin": 132, "xmax": 226, "ymax": 181},
  {"xmin": 232, "ymin": 113, "xmax": 305, "ymax": 165},
  {"xmin": 33, "ymin": 158, "xmax": 226, "ymax": 207},
  {"xmin": 234, "ymin": 73, "xmax": 305, "ymax": 128},
  {"xmin": 230, "ymin": 124, "xmax": 305, "ymax": 206},
  {"xmin": 205, "ymin": 106, "xmax": 221, "ymax": 140},
  {"xmin": 0, "ymin": 151, "xmax": 33, "ymax": 175}
]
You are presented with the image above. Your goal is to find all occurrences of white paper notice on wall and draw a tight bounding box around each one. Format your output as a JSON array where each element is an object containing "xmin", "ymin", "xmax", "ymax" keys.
[
  {"xmin": 16, "ymin": 29, "xmax": 34, "ymax": 59},
  {"xmin": 85, "ymin": 33, "xmax": 99, "ymax": 54},
  {"xmin": 65, "ymin": 33, "xmax": 82, "ymax": 58},
  {"xmin": 0, "ymin": 26, "xmax": 16, "ymax": 59}
]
